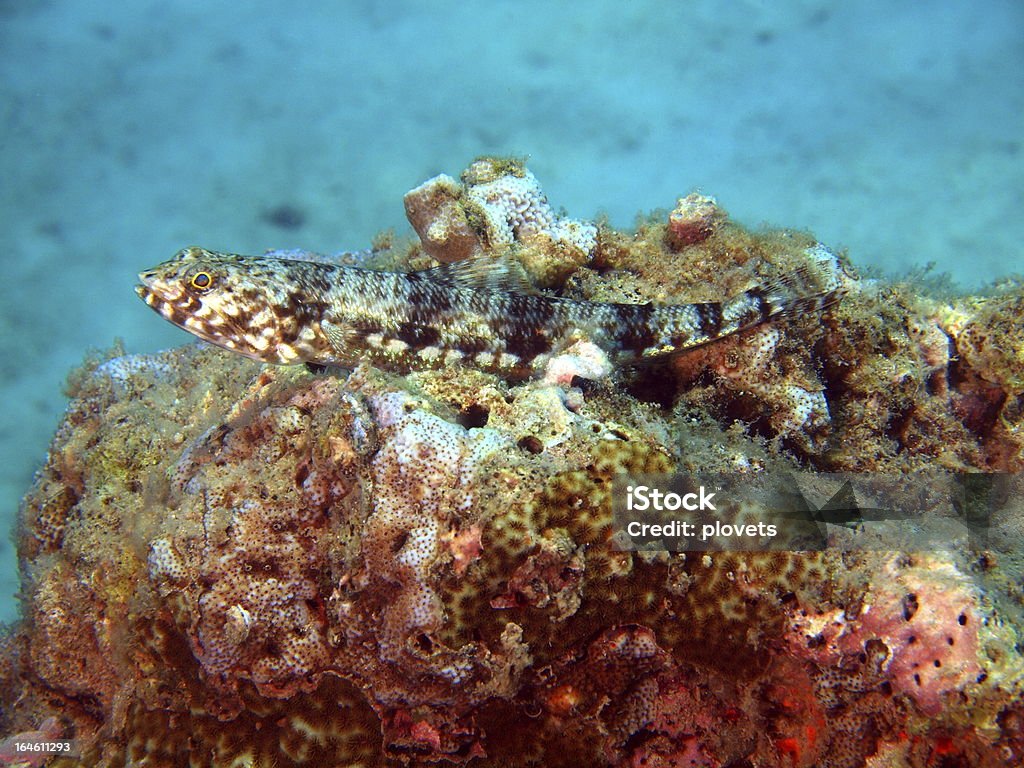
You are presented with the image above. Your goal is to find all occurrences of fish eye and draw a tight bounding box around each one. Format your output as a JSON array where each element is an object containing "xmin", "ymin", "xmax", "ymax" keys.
[{"xmin": 190, "ymin": 271, "xmax": 214, "ymax": 291}]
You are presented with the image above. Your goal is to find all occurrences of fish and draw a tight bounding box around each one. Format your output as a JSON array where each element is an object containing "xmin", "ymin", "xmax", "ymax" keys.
[{"xmin": 136, "ymin": 246, "xmax": 838, "ymax": 380}]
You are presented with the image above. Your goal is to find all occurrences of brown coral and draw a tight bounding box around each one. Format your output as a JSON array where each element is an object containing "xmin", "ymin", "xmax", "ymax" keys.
[{"xmin": 665, "ymin": 192, "xmax": 724, "ymax": 249}]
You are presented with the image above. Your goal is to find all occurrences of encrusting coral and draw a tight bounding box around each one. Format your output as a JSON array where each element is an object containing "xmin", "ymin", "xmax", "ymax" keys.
[
  {"xmin": 404, "ymin": 157, "xmax": 598, "ymax": 287},
  {"xmin": 2, "ymin": 158, "xmax": 1023, "ymax": 767}
]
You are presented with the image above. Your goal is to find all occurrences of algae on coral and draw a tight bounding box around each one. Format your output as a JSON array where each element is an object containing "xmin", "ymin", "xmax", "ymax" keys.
[{"xmin": 3, "ymin": 161, "xmax": 1023, "ymax": 766}]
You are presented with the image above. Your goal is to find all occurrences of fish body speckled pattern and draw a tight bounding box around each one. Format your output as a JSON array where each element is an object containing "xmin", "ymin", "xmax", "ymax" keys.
[{"xmin": 136, "ymin": 246, "xmax": 836, "ymax": 379}]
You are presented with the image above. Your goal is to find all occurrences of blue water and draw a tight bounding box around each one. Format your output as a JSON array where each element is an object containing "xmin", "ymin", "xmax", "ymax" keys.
[{"xmin": 0, "ymin": 0, "xmax": 1021, "ymax": 622}]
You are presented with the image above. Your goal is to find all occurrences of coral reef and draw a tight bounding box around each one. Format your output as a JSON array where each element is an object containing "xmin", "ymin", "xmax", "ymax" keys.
[
  {"xmin": 404, "ymin": 157, "xmax": 597, "ymax": 287},
  {"xmin": 665, "ymin": 192, "xmax": 724, "ymax": 249},
  {"xmin": 2, "ymin": 159, "xmax": 1023, "ymax": 767}
]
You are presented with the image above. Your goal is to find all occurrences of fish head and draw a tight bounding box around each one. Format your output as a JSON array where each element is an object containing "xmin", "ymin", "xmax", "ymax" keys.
[{"xmin": 136, "ymin": 246, "xmax": 324, "ymax": 364}]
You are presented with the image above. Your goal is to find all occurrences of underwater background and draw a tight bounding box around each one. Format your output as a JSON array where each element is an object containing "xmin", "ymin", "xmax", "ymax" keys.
[{"xmin": 0, "ymin": 0, "xmax": 1021, "ymax": 626}]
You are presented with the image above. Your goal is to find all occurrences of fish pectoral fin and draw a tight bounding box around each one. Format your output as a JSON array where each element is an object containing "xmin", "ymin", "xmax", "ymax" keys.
[
  {"xmin": 419, "ymin": 253, "xmax": 539, "ymax": 294},
  {"xmin": 321, "ymin": 319, "xmax": 359, "ymax": 355}
]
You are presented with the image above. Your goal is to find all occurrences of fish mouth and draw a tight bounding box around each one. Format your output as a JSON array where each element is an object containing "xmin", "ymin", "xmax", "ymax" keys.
[
  {"xmin": 135, "ymin": 275, "xmax": 182, "ymax": 319},
  {"xmin": 136, "ymin": 270, "xmax": 178, "ymax": 305},
  {"xmin": 135, "ymin": 274, "xmax": 202, "ymax": 335},
  {"xmin": 135, "ymin": 276, "xmax": 168, "ymax": 313},
  {"xmin": 135, "ymin": 283, "xmax": 155, "ymax": 305}
]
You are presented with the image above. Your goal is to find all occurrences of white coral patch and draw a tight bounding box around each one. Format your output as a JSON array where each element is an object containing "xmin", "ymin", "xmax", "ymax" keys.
[
  {"xmin": 398, "ymin": 518, "xmax": 441, "ymax": 569},
  {"xmin": 550, "ymin": 218, "xmax": 598, "ymax": 255},
  {"xmin": 462, "ymin": 161, "xmax": 597, "ymax": 259},
  {"xmin": 148, "ymin": 537, "xmax": 187, "ymax": 583},
  {"xmin": 778, "ymin": 386, "xmax": 829, "ymax": 433},
  {"xmin": 805, "ymin": 242, "xmax": 852, "ymax": 292},
  {"xmin": 95, "ymin": 352, "xmax": 173, "ymax": 387},
  {"xmin": 543, "ymin": 340, "xmax": 613, "ymax": 385},
  {"xmin": 367, "ymin": 391, "xmax": 512, "ymax": 657}
]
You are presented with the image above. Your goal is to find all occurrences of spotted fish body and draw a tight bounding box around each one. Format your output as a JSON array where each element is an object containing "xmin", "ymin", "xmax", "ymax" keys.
[{"xmin": 137, "ymin": 246, "xmax": 835, "ymax": 379}]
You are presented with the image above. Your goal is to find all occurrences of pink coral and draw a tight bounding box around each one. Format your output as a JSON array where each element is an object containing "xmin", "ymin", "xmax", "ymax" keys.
[
  {"xmin": 786, "ymin": 554, "xmax": 983, "ymax": 717},
  {"xmin": 837, "ymin": 557, "xmax": 983, "ymax": 716}
]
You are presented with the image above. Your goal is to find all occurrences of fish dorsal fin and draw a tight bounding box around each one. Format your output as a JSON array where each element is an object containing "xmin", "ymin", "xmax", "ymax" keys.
[{"xmin": 419, "ymin": 254, "xmax": 539, "ymax": 294}]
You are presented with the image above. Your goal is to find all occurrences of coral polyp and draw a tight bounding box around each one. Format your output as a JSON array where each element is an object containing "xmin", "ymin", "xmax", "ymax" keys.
[{"xmin": 1, "ymin": 160, "xmax": 1023, "ymax": 766}]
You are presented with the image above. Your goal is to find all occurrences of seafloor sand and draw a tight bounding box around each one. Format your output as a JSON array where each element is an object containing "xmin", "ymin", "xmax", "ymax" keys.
[{"xmin": 0, "ymin": 0, "xmax": 1021, "ymax": 622}]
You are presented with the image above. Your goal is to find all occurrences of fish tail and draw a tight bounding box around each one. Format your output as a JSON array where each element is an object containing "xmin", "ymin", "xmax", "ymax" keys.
[{"xmin": 622, "ymin": 265, "xmax": 843, "ymax": 363}]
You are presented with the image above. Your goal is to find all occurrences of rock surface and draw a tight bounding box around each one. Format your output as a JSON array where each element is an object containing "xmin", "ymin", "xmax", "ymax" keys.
[{"xmin": 2, "ymin": 161, "xmax": 1023, "ymax": 766}]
